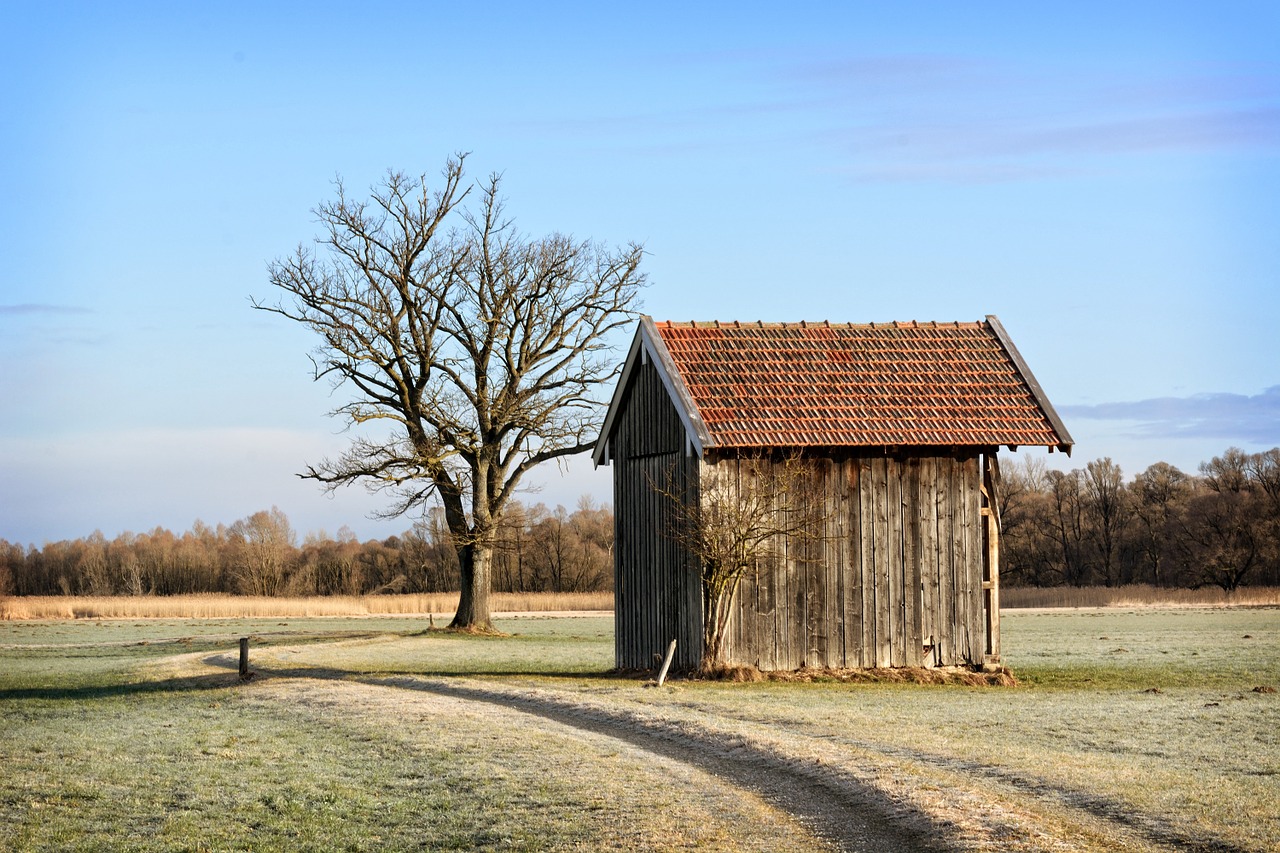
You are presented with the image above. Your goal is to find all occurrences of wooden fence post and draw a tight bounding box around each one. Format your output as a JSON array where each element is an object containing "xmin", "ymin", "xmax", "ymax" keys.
[
  {"xmin": 656, "ymin": 639, "xmax": 677, "ymax": 687},
  {"xmin": 239, "ymin": 637, "xmax": 250, "ymax": 680}
]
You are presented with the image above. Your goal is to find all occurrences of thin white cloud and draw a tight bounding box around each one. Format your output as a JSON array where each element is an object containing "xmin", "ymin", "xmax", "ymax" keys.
[
  {"xmin": 1060, "ymin": 386, "xmax": 1280, "ymax": 444},
  {"xmin": 0, "ymin": 304, "xmax": 92, "ymax": 316},
  {"xmin": 495, "ymin": 50, "xmax": 1280, "ymax": 183},
  {"xmin": 789, "ymin": 53, "xmax": 1280, "ymax": 181}
]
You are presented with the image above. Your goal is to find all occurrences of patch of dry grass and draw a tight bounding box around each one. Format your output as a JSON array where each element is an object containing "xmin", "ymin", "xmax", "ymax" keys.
[
  {"xmin": 0, "ymin": 591, "xmax": 613, "ymax": 620},
  {"xmin": 768, "ymin": 665, "xmax": 1018, "ymax": 686},
  {"xmin": 1002, "ymin": 583, "xmax": 1280, "ymax": 609}
]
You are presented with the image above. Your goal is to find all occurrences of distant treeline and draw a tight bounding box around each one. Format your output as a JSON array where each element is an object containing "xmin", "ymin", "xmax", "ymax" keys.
[
  {"xmin": 0, "ymin": 500, "xmax": 612, "ymax": 598},
  {"xmin": 1001, "ymin": 447, "xmax": 1280, "ymax": 591},
  {"xmin": 3, "ymin": 447, "xmax": 1277, "ymax": 598}
]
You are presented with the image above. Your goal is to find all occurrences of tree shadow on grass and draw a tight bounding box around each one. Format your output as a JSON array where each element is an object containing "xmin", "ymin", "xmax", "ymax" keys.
[
  {"xmin": 196, "ymin": 641, "xmax": 636, "ymax": 682},
  {"xmin": 0, "ymin": 671, "xmax": 240, "ymax": 702},
  {"xmin": 201, "ymin": 650, "xmax": 628, "ymax": 682}
]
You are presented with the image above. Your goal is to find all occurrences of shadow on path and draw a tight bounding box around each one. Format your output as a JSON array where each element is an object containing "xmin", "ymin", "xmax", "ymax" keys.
[
  {"xmin": 207, "ymin": 649, "xmax": 948, "ymax": 853},
  {"xmin": 377, "ymin": 675, "xmax": 950, "ymax": 853},
  {"xmin": 208, "ymin": 651, "xmax": 1249, "ymax": 853}
]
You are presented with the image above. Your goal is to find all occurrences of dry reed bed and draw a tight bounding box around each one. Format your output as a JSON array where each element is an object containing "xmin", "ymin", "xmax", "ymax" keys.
[
  {"xmin": 6, "ymin": 585, "xmax": 1277, "ymax": 620},
  {"xmin": 1001, "ymin": 583, "xmax": 1280, "ymax": 609},
  {"xmin": 0, "ymin": 592, "xmax": 614, "ymax": 620}
]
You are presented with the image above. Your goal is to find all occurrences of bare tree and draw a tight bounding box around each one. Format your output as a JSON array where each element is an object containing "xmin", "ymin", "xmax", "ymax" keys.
[
  {"xmin": 255, "ymin": 155, "xmax": 645, "ymax": 630},
  {"xmin": 1131, "ymin": 462, "xmax": 1190, "ymax": 586},
  {"xmin": 654, "ymin": 455, "xmax": 825, "ymax": 673},
  {"xmin": 1084, "ymin": 457, "xmax": 1129, "ymax": 586},
  {"xmin": 1179, "ymin": 485, "xmax": 1267, "ymax": 592},
  {"xmin": 1046, "ymin": 469, "xmax": 1088, "ymax": 585},
  {"xmin": 1247, "ymin": 448, "xmax": 1280, "ymax": 515},
  {"xmin": 1200, "ymin": 447, "xmax": 1251, "ymax": 493},
  {"xmin": 227, "ymin": 507, "xmax": 296, "ymax": 596},
  {"xmin": 1178, "ymin": 448, "xmax": 1279, "ymax": 591}
]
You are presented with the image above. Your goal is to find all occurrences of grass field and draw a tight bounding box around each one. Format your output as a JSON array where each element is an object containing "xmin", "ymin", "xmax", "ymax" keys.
[{"xmin": 1, "ymin": 607, "xmax": 1276, "ymax": 851}]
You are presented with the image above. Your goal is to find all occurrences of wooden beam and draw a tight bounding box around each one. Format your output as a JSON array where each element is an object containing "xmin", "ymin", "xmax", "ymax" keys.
[{"xmin": 982, "ymin": 453, "xmax": 1002, "ymax": 664}]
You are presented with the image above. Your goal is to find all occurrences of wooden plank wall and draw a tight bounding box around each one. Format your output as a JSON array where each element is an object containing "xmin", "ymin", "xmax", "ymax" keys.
[
  {"xmin": 725, "ymin": 452, "xmax": 988, "ymax": 669},
  {"xmin": 608, "ymin": 356, "xmax": 703, "ymax": 671}
]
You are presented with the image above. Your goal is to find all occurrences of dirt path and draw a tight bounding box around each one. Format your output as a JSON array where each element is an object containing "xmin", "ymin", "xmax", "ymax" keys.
[
  {"xmin": 202, "ymin": 645, "xmax": 945, "ymax": 852},
  {"xmin": 304, "ymin": 672, "xmax": 1249, "ymax": 853},
  {"xmin": 365, "ymin": 674, "xmax": 947, "ymax": 853},
  {"xmin": 201, "ymin": 645, "xmax": 1250, "ymax": 852}
]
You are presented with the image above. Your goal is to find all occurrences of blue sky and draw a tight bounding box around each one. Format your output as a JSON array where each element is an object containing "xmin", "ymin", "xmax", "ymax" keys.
[{"xmin": 3, "ymin": 2, "xmax": 1278, "ymax": 545}]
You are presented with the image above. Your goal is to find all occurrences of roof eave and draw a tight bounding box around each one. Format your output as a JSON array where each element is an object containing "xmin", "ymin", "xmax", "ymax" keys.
[
  {"xmin": 590, "ymin": 325, "xmax": 644, "ymax": 467},
  {"xmin": 591, "ymin": 316, "xmax": 715, "ymax": 467},
  {"xmin": 985, "ymin": 314, "xmax": 1075, "ymax": 454}
]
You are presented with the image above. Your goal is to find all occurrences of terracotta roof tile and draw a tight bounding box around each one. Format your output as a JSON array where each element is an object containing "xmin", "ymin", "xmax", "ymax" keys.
[{"xmin": 653, "ymin": 319, "xmax": 1066, "ymax": 449}]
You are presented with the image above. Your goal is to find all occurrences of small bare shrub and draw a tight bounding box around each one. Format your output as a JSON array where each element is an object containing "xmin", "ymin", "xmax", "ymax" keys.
[
  {"xmin": 695, "ymin": 663, "xmax": 766, "ymax": 682},
  {"xmin": 768, "ymin": 666, "xmax": 1018, "ymax": 687}
]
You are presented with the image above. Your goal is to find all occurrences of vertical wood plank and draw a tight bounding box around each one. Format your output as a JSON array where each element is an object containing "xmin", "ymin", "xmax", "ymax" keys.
[
  {"xmin": 844, "ymin": 460, "xmax": 863, "ymax": 667},
  {"xmin": 957, "ymin": 455, "xmax": 974, "ymax": 665},
  {"xmin": 965, "ymin": 454, "xmax": 984, "ymax": 665},
  {"xmin": 887, "ymin": 457, "xmax": 904, "ymax": 667},
  {"xmin": 958, "ymin": 454, "xmax": 973, "ymax": 665},
  {"xmin": 809, "ymin": 457, "xmax": 831, "ymax": 667},
  {"xmin": 858, "ymin": 460, "xmax": 875, "ymax": 667},
  {"xmin": 872, "ymin": 457, "xmax": 892, "ymax": 667},
  {"xmin": 937, "ymin": 456, "xmax": 956, "ymax": 665},
  {"xmin": 918, "ymin": 457, "xmax": 939, "ymax": 667},
  {"xmin": 984, "ymin": 452, "xmax": 1002, "ymax": 663},
  {"xmin": 832, "ymin": 460, "xmax": 849, "ymax": 667},
  {"xmin": 956, "ymin": 454, "xmax": 971, "ymax": 666},
  {"xmin": 902, "ymin": 457, "xmax": 923, "ymax": 667},
  {"xmin": 785, "ymin": 459, "xmax": 804, "ymax": 671}
]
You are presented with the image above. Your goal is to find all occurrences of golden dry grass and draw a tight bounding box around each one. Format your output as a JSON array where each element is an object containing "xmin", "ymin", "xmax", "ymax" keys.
[
  {"xmin": 1001, "ymin": 583, "xmax": 1280, "ymax": 609},
  {"xmin": 767, "ymin": 665, "xmax": 1019, "ymax": 686},
  {"xmin": 0, "ymin": 591, "xmax": 613, "ymax": 620}
]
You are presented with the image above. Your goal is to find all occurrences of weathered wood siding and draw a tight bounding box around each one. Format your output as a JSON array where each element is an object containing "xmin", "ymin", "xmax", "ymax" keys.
[
  {"xmin": 605, "ymin": 355, "xmax": 703, "ymax": 670},
  {"xmin": 723, "ymin": 452, "xmax": 990, "ymax": 669},
  {"xmin": 605, "ymin": 357, "xmax": 998, "ymax": 671}
]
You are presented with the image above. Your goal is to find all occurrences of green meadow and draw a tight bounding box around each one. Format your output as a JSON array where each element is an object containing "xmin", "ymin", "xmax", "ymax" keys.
[{"xmin": 1, "ymin": 607, "xmax": 1276, "ymax": 851}]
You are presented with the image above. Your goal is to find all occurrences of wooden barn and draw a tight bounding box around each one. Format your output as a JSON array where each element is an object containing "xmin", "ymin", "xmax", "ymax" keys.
[{"xmin": 593, "ymin": 315, "xmax": 1073, "ymax": 672}]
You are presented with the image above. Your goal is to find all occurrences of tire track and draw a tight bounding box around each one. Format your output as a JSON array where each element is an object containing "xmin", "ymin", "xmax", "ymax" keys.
[
  {"xmin": 631, "ymin": 701, "xmax": 1253, "ymax": 853},
  {"xmin": 207, "ymin": 650, "xmax": 1250, "ymax": 852},
  {"xmin": 370, "ymin": 675, "xmax": 950, "ymax": 853},
  {"xmin": 364, "ymin": 675, "xmax": 1250, "ymax": 853}
]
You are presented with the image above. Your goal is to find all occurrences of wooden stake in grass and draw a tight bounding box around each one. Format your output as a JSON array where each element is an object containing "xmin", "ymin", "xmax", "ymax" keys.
[
  {"xmin": 656, "ymin": 640, "xmax": 677, "ymax": 687},
  {"xmin": 239, "ymin": 637, "xmax": 253, "ymax": 681}
]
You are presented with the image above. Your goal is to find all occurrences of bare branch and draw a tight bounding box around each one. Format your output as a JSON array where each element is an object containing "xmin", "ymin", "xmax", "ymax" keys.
[
  {"xmin": 649, "ymin": 452, "xmax": 829, "ymax": 672},
  {"xmin": 254, "ymin": 155, "xmax": 645, "ymax": 628}
]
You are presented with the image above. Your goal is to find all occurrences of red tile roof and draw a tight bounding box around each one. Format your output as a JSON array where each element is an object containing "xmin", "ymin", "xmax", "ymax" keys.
[{"xmin": 651, "ymin": 318, "xmax": 1070, "ymax": 449}]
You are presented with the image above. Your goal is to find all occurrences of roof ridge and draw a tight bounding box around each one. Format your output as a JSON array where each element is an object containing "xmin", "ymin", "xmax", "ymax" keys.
[{"xmin": 654, "ymin": 319, "xmax": 988, "ymax": 328}]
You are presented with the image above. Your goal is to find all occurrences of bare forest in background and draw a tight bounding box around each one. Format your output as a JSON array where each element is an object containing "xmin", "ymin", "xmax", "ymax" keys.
[
  {"xmin": 1, "ymin": 499, "xmax": 612, "ymax": 599},
  {"xmin": 2, "ymin": 446, "xmax": 1278, "ymax": 599},
  {"xmin": 1000, "ymin": 446, "xmax": 1280, "ymax": 591}
]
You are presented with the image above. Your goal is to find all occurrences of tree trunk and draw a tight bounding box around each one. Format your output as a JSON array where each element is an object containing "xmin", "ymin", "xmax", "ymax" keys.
[
  {"xmin": 700, "ymin": 570, "xmax": 742, "ymax": 673},
  {"xmin": 450, "ymin": 542, "xmax": 494, "ymax": 631}
]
